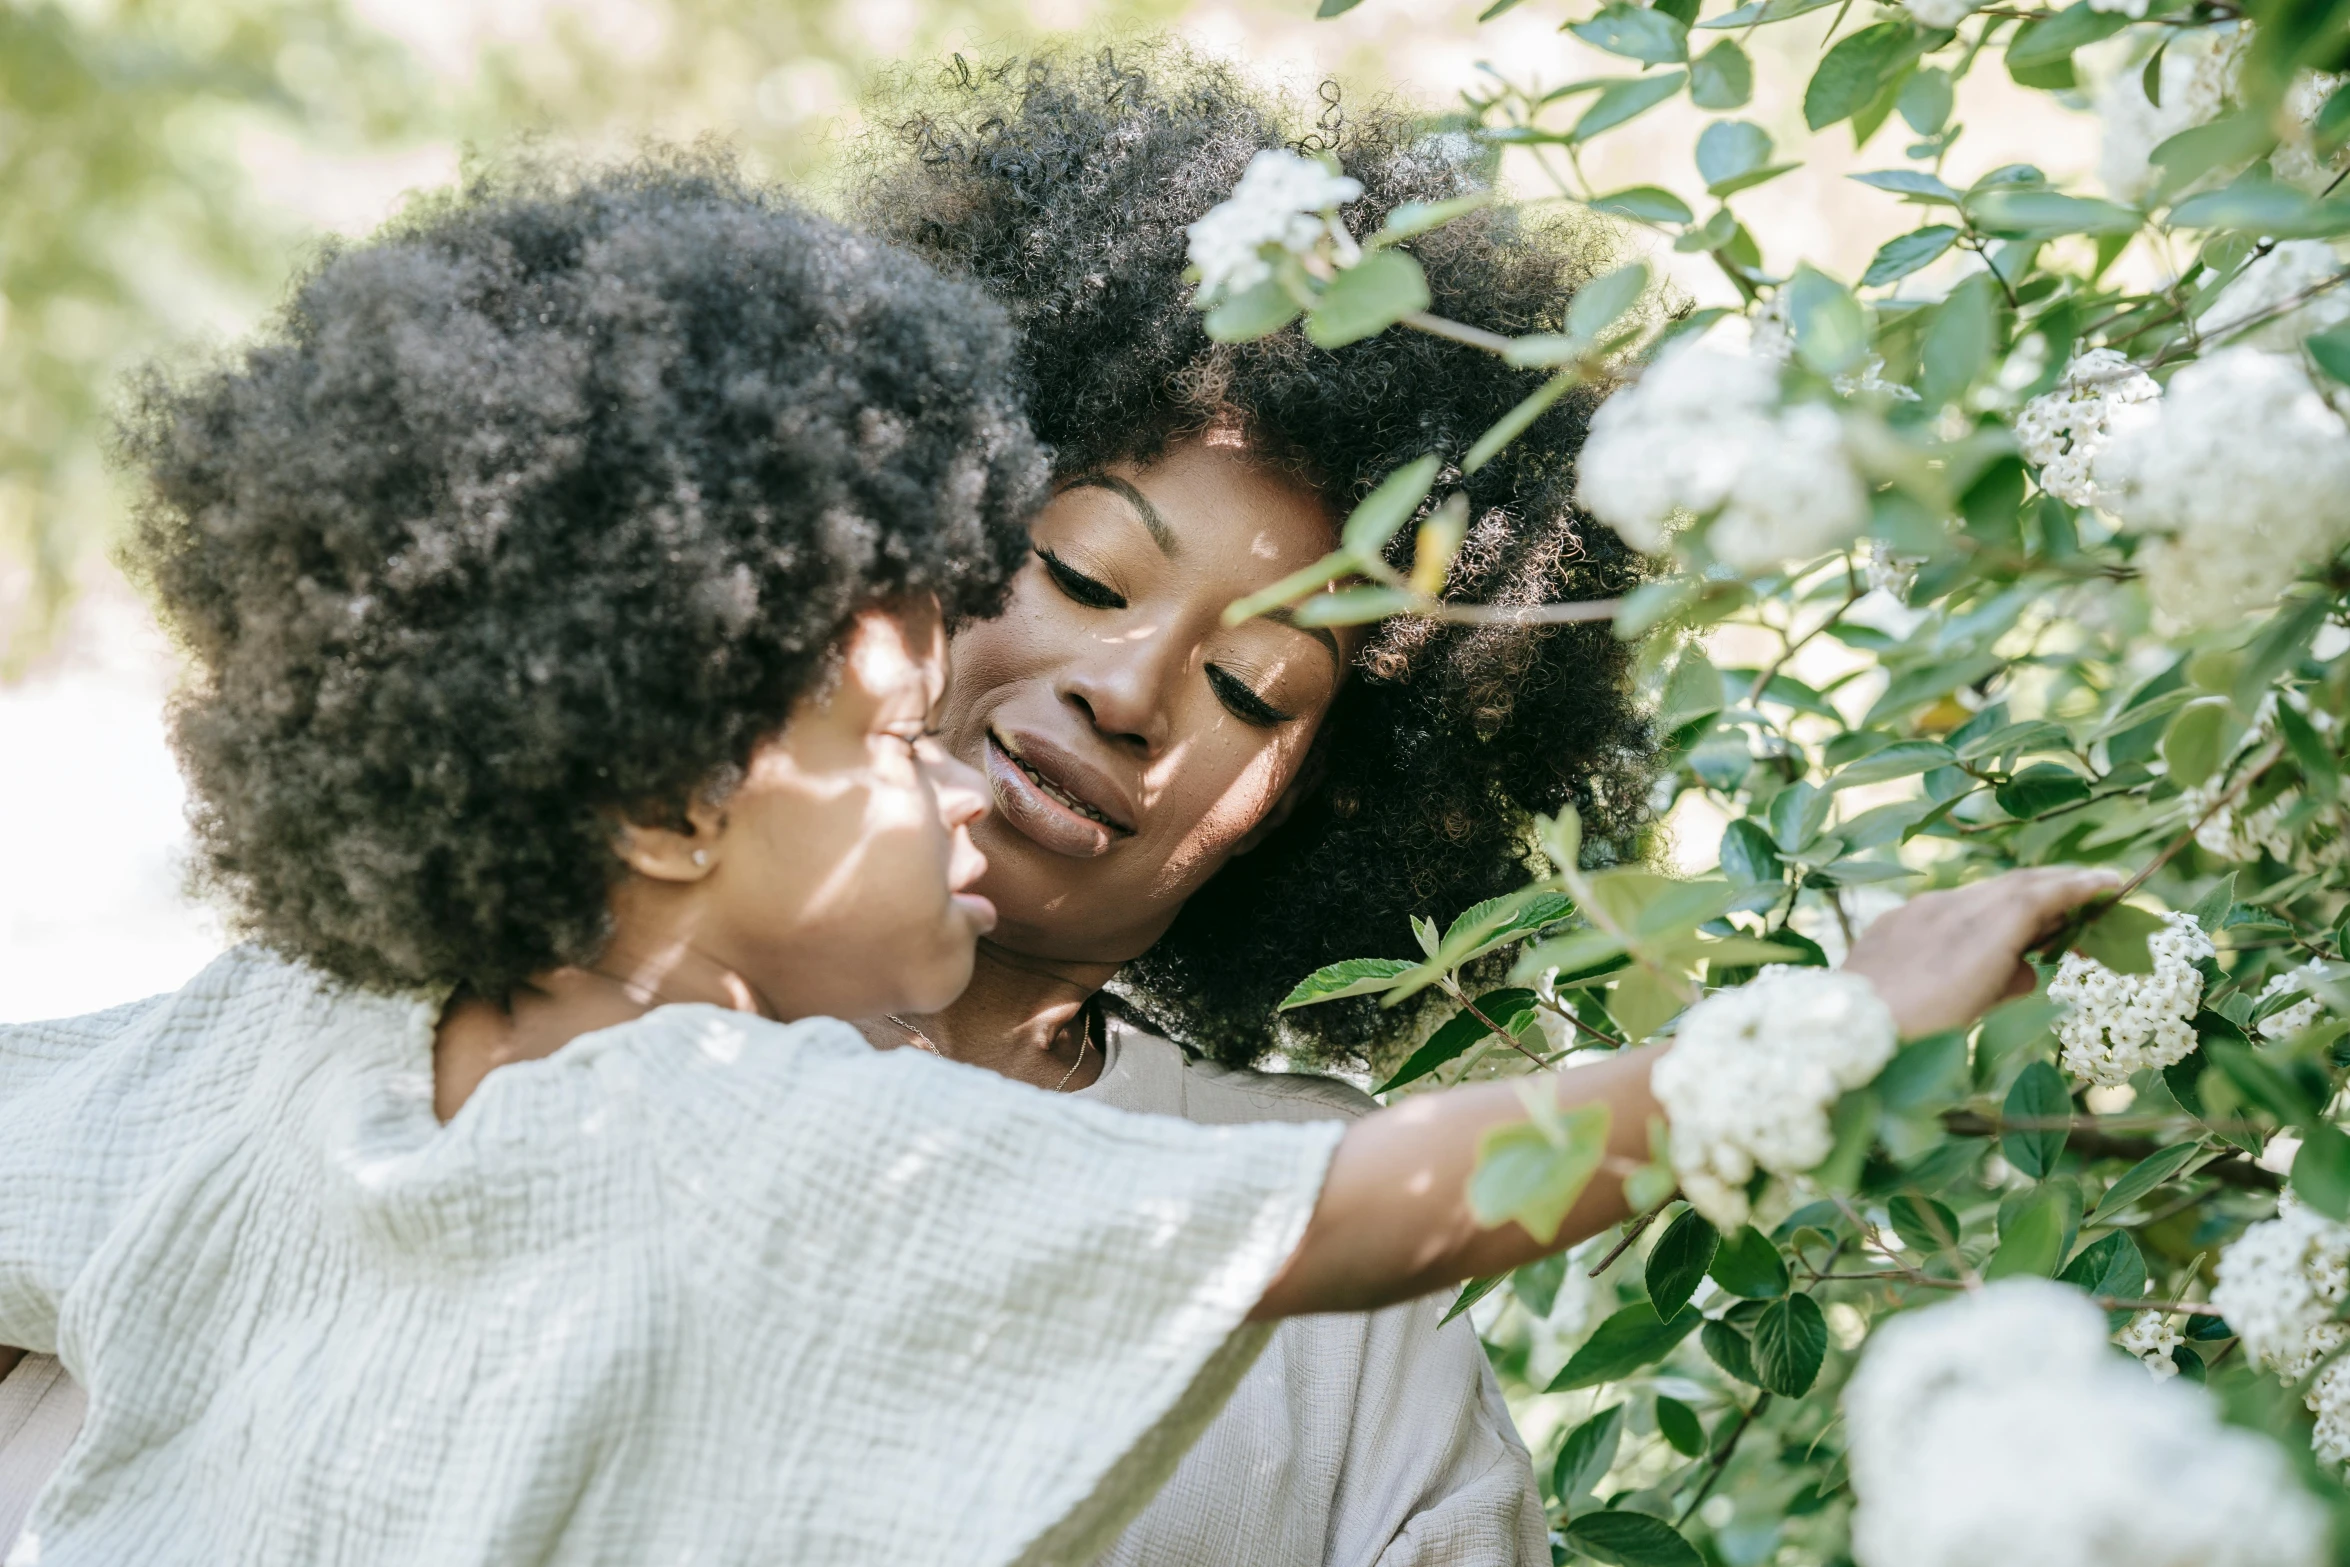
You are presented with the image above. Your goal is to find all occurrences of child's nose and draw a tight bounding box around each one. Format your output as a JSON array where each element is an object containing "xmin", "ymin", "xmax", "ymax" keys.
[{"xmin": 926, "ymin": 749, "xmax": 990, "ymax": 830}]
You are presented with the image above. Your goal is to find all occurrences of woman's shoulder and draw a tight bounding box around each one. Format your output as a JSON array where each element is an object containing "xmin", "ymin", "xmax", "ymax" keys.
[{"xmin": 1092, "ymin": 1017, "xmax": 1378, "ymax": 1126}]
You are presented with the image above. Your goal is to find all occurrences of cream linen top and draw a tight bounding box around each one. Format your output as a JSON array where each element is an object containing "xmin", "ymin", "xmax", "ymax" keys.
[
  {"xmin": 1081, "ymin": 1021, "xmax": 1549, "ymax": 1567},
  {"xmin": 0, "ymin": 949, "xmax": 1339, "ymax": 1567}
]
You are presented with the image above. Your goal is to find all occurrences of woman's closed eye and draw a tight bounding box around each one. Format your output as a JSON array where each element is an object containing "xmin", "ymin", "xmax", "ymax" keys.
[
  {"xmin": 1037, "ymin": 547, "xmax": 1125, "ymax": 611},
  {"xmin": 1205, "ymin": 664, "xmax": 1293, "ymax": 728}
]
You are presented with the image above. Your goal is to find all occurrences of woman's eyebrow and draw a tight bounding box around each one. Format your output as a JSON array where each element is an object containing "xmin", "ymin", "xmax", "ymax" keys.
[
  {"xmin": 1263, "ymin": 606, "xmax": 1342, "ymax": 669},
  {"xmin": 1065, "ymin": 473, "xmax": 1177, "ymax": 556}
]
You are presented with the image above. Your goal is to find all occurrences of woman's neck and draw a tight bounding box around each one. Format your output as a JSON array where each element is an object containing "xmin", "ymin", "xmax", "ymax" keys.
[{"xmin": 866, "ymin": 941, "xmax": 1120, "ymax": 1092}]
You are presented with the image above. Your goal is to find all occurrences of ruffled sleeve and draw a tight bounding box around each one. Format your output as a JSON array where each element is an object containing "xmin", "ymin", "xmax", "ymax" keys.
[
  {"xmin": 0, "ymin": 951, "xmax": 289, "ymax": 1354},
  {"xmin": 630, "ymin": 1004, "xmax": 1344, "ymax": 1567}
]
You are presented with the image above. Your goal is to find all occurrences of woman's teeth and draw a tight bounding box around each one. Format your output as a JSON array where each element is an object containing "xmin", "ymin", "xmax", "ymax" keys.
[{"xmin": 1005, "ymin": 744, "xmax": 1120, "ymax": 829}]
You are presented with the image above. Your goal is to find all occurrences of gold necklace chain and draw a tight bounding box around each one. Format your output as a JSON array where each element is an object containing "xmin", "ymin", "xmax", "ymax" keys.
[{"xmin": 884, "ymin": 1007, "xmax": 1093, "ymax": 1093}]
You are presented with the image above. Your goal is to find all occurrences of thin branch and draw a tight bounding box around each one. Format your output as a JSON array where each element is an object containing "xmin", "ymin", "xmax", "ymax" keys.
[
  {"xmin": 1401, "ymin": 310, "xmax": 1517, "ymax": 356},
  {"xmin": 1675, "ymin": 1393, "xmax": 1770, "ymax": 1527},
  {"xmin": 1588, "ymin": 1200, "xmax": 1672, "ymax": 1277},
  {"xmin": 1457, "ymin": 992, "xmax": 1553, "ymax": 1070}
]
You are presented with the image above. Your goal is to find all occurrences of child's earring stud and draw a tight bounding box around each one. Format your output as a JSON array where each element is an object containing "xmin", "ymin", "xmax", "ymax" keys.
[{"xmin": 692, "ymin": 849, "xmax": 710, "ymax": 867}]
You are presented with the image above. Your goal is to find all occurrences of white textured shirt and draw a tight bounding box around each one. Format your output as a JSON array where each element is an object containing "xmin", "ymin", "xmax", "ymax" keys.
[
  {"xmin": 1081, "ymin": 1022, "xmax": 1549, "ymax": 1567},
  {"xmin": 0, "ymin": 949, "xmax": 1339, "ymax": 1566}
]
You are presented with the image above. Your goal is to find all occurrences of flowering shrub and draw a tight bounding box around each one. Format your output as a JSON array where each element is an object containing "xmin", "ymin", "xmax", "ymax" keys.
[{"xmin": 1198, "ymin": 0, "xmax": 2350, "ymax": 1554}]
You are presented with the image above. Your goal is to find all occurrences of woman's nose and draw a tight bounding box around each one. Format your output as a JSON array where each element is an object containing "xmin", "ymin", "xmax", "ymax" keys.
[{"xmin": 1061, "ymin": 643, "xmax": 1173, "ymax": 754}]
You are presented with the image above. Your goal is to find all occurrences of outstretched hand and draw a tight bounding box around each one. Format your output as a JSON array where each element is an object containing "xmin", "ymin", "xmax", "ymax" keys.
[{"xmin": 1841, "ymin": 865, "xmax": 2122, "ymax": 1039}]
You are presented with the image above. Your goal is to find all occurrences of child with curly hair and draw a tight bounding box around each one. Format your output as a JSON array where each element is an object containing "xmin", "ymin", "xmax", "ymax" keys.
[{"xmin": 0, "ymin": 153, "xmax": 2111, "ymax": 1567}]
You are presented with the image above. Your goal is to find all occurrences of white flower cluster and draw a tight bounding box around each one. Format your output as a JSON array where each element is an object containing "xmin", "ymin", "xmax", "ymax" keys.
[
  {"xmin": 2204, "ymin": 240, "xmax": 2350, "ymax": 353},
  {"xmin": 1845, "ymin": 1279, "xmax": 2326, "ymax": 1567},
  {"xmin": 2258, "ymin": 960, "xmax": 2333, "ymax": 1042},
  {"xmin": 1576, "ymin": 338, "xmax": 1869, "ymax": 573},
  {"xmin": 2181, "ymin": 780, "xmax": 2300, "ymax": 863},
  {"xmin": 2213, "ymin": 1195, "xmax": 2350, "ymax": 1463},
  {"xmin": 1185, "ymin": 149, "xmax": 1363, "ymax": 302},
  {"xmin": 2096, "ymin": 346, "xmax": 2350, "ymax": 628},
  {"xmin": 2119, "ymin": 1309, "xmax": 2185, "ymax": 1377},
  {"xmin": 2013, "ymin": 349, "xmax": 2161, "ymax": 508},
  {"xmin": 2046, "ymin": 911, "xmax": 2214, "ymax": 1087},
  {"xmin": 2098, "ymin": 27, "xmax": 2246, "ymax": 204},
  {"xmin": 2088, "ymin": 0, "xmax": 2151, "ymax": 16},
  {"xmin": 1649, "ymin": 966, "xmax": 1897, "ymax": 1230}
]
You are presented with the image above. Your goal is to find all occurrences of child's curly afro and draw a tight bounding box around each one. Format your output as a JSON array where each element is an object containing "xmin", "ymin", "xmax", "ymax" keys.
[
  {"xmin": 120, "ymin": 152, "xmax": 1049, "ymax": 999},
  {"xmin": 853, "ymin": 48, "xmax": 1658, "ymax": 1068}
]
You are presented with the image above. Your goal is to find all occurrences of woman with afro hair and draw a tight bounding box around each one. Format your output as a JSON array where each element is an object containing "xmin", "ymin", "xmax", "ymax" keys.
[{"xmin": 845, "ymin": 45, "xmax": 1650, "ymax": 1566}]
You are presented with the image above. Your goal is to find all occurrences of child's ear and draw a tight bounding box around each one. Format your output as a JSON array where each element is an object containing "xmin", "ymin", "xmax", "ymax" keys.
[{"xmin": 612, "ymin": 797, "xmax": 728, "ymax": 883}]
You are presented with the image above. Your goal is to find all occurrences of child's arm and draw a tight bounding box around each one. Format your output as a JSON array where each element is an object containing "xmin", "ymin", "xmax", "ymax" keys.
[{"xmin": 1251, "ymin": 866, "xmax": 2117, "ymax": 1320}]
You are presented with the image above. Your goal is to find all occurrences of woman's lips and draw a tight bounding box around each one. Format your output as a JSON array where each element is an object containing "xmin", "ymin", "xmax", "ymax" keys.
[{"xmin": 985, "ymin": 732, "xmax": 1126, "ymax": 859}]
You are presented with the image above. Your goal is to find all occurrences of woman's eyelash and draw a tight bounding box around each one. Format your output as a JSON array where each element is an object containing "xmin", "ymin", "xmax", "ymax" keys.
[
  {"xmin": 1036, "ymin": 547, "xmax": 1126, "ymax": 610},
  {"xmin": 1206, "ymin": 664, "xmax": 1292, "ymax": 728}
]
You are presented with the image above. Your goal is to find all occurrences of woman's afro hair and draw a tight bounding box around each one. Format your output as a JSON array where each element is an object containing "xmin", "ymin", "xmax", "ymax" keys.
[
  {"xmin": 120, "ymin": 151, "xmax": 1049, "ymax": 999},
  {"xmin": 852, "ymin": 47, "xmax": 1658, "ymax": 1069}
]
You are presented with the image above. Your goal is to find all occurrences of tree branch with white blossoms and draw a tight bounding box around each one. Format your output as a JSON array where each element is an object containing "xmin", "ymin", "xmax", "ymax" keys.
[{"xmin": 1206, "ymin": 0, "xmax": 2350, "ymax": 1556}]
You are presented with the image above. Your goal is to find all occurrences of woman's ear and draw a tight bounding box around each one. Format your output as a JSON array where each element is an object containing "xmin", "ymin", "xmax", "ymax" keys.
[{"xmin": 611, "ymin": 797, "xmax": 728, "ymax": 883}]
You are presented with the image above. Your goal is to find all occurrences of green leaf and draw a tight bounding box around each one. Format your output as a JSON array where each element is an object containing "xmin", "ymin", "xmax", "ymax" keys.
[
  {"xmin": 1646, "ymin": 1207, "xmax": 1721, "ymax": 1315},
  {"xmin": 1590, "ymin": 186, "xmax": 1696, "ymax": 225},
  {"xmin": 1767, "ymin": 779, "xmax": 1830, "ymax": 852},
  {"xmin": 2072, "ymin": 901, "xmax": 2168, "ymax": 977},
  {"xmin": 1571, "ymin": 3, "xmax": 1691, "ymax": 63},
  {"xmin": 1573, "ymin": 71, "xmax": 1689, "ymax": 142},
  {"xmin": 2057, "ymin": 1228, "xmax": 2147, "ymax": 1303},
  {"xmin": 1830, "ymin": 739, "xmax": 1956, "ymax": 789},
  {"xmin": 1701, "ymin": 1317, "xmax": 1759, "ymax": 1384},
  {"xmin": 2278, "ymin": 698, "xmax": 2339, "ymax": 797},
  {"xmin": 1316, "ymin": 0, "xmax": 1368, "ymax": 13},
  {"xmin": 1785, "ymin": 265, "xmax": 1868, "ymax": 375},
  {"xmin": 1708, "ymin": 162, "xmax": 1801, "ymax": 199},
  {"xmin": 1804, "ymin": 22, "xmax": 1912, "ymax": 131},
  {"xmin": 1862, "ymin": 225, "xmax": 1960, "ymax": 287},
  {"xmin": 1374, "ymin": 192, "xmax": 1496, "ymax": 246},
  {"xmin": 1985, "ymin": 1185, "xmax": 2068, "ymax": 1278},
  {"xmin": 1708, "ymin": 1223, "xmax": 1790, "ymax": 1298},
  {"xmin": 2296, "ymin": 1122, "xmax": 2350, "ymax": 1220},
  {"xmin": 1967, "ymin": 189, "xmax": 2143, "ymax": 237},
  {"xmin": 1566, "ymin": 1511, "xmax": 1703, "ymax": 1567},
  {"xmin": 2150, "ymin": 112, "xmax": 2278, "ymax": 202},
  {"xmin": 1552, "ymin": 1402, "xmax": 1626, "ymax": 1498},
  {"xmin": 1898, "ymin": 66, "xmax": 1954, "ymax": 135},
  {"xmin": 1376, "ymin": 988, "xmax": 1540, "ymax": 1092},
  {"xmin": 1305, "ymin": 250, "xmax": 1432, "ymax": 349},
  {"xmin": 1570, "ymin": 261, "xmax": 1655, "ymax": 343},
  {"xmin": 2001, "ymin": 1060, "xmax": 2071, "ymax": 1179},
  {"xmin": 1718, "ymin": 818, "xmax": 1783, "ymax": 886},
  {"xmin": 2307, "ymin": 319, "xmax": 2350, "ymax": 387},
  {"xmin": 1278, "ymin": 956, "xmax": 1417, "ymax": 1010},
  {"xmin": 1695, "ymin": 119, "xmax": 1773, "ymax": 188},
  {"xmin": 1919, "ymin": 274, "xmax": 1997, "ymax": 406},
  {"xmin": 2162, "ymin": 698, "xmax": 2233, "ymax": 788},
  {"xmin": 1204, "ymin": 278, "xmax": 1304, "ymax": 342},
  {"xmin": 1471, "ymin": 1101, "xmax": 1612, "ymax": 1243},
  {"xmin": 2006, "ymin": 2, "xmax": 2130, "ymax": 67},
  {"xmin": 1339, "ymin": 454, "xmax": 1442, "ymax": 558},
  {"xmin": 2209, "ymin": 1034, "xmax": 2321, "ymax": 1122},
  {"xmin": 1753, "ymin": 1293, "xmax": 1828, "ymax": 1396},
  {"xmin": 1888, "ymin": 1193, "xmax": 1962, "ymax": 1255},
  {"xmin": 1689, "ymin": 40, "xmax": 1754, "ymax": 109},
  {"xmin": 2089, "ymin": 1142, "xmax": 2199, "ymax": 1218},
  {"xmin": 1549, "ymin": 1301, "xmax": 1706, "ymax": 1390},
  {"xmin": 1849, "ymin": 169, "xmax": 1962, "ymax": 203},
  {"xmin": 1655, "ymin": 1394, "xmax": 1705, "ymax": 1457},
  {"xmin": 1994, "ymin": 762, "xmax": 2092, "ymax": 818},
  {"xmin": 1439, "ymin": 1272, "xmax": 1507, "ymax": 1325},
  {"xmin": 1445, "ymin": 890, "xmax": 1580, "ymax": 962}
]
